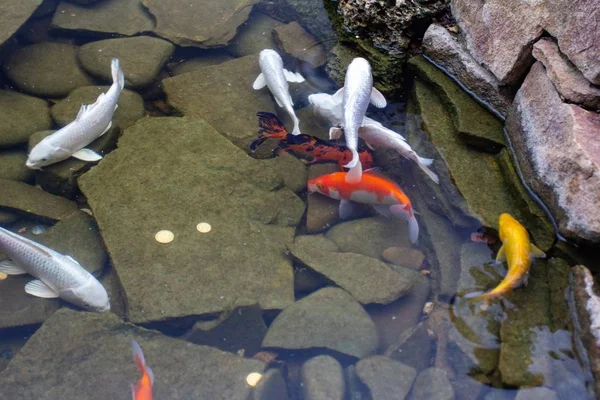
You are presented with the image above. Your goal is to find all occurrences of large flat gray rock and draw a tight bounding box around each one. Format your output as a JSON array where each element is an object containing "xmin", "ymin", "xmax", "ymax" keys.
[
  {"xmin": 0, "ymin": 179, "xmax": 78, "ymax": 221},
  {"xmin": 0, "ymin": 90, "xmax": 52, "ymax": 148},
  {"xmin": 79, "ymin": 117, "xmax": 304, "ymax": 324},
  {"xmin": 0, "ymin": 309, "xmax": 266, "ymax": 399},
  {"xmin": 0, "ymin": 1, "xmax": 43, "ymax": 47}
]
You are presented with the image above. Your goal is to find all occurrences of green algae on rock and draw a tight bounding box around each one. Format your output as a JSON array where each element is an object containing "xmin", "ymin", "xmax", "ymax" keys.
[
  {"xmin": 0, "ymin": 90, "xmax": 52, "ymax": 148},
  {"xmin": 79, "ymin": 117, "xmax": 304, "ymax": 324},
  {"xmin": 0, "ymin": 309, "xmax": 266, "ymax": 400}
]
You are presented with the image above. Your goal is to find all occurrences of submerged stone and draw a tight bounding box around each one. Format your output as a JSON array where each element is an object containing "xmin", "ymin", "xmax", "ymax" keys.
[
  {"xmin": 385, "ymin": 322, "xmax": 434, "ymax": 372},
  {"xmin": 3, "ymin": 42, "xmax": 95, "ymax": 97},
  {"xmin": 301, "ymin": 355, "xmax": 345, "ymax": 400},
  {"xmin": 0, "ymin": 1, "xmax": 44, "ymax": 47},
  {"xmin": 265, "ymin": 153, "xmax": 307, "ymax": 193},
  {"xmin": 0, "ymin": 309, "xmax": 265, "ymax": 399},
  {"xmin": 79, "ymin": 117, "xmax": 304, "ymax": 324},
  {"xmin": 355, "ymin": 355, "xmax": 417, "ymax": 400},
  {"xmin": 228, "ymin": 11, "xmax": 282, "ymax": 57},
  {"xmin": 306, "ymin": 163, "xmax": 341, "ymax": 233},
  {"xmin": 51, "ymin": 0, "xmax": 154, "ymax": 36},
  {"xmin": 252, "ymin": 368, "xmax": 289, "ymax": 400},
  {"xmin": 409, "ymin": 367, "xmax": 455, "ymax": 400},
  {"xmin": 273, "ymin": 21, "xmax": 327, "ymax": 67},
  {"xmin": 262, "ymin": 287, "xmax": 378, "ymax": 358},
  {"xmin": 287, "ymin": 242, "xmax": 418, "ymax": 305},
  {"xmin": 142, "ymin": 0, "xmax": 259, "ymax": 48},
  {"xmin": 0, "ymin": 90, "xmax": 52, "ymax": 148},
  {"xmin": 0, "ymin": 151, "xmax": 34, "ymax": 182},
  {"xmin": 168, "ymin": 53, "xmax": 234, "ymax": 76},
  {"xmin": 0, "ymin": 179, "xmax": 78, "ymax": 221},
  {"xmin": 162, "ymin": 55, "xmax": 276, "ymax": 147},
  {"xmin": 78, "ymin": 36, "xmax": 175, "ymax": 89}
]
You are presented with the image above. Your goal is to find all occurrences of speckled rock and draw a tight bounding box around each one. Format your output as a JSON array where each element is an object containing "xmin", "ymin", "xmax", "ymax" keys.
[
  {"xmin": 0, "ymin": 179, "xmax": 78, "ymax": 221},
  {"xmin": 163, "ymin": 55, "xmax": 276, "ymax": 147},
  {"xmin": 3, "ymin": 43, "xmax": 95, "ymax": 97},
  {"xmin": 302, "ymin": 355, "xmax": 345, "ymax": 400},
  {"xmin": 0, "ymin": 151, "xmax": 34, "ymax": 182},
  {"xmin": 51, "ymin": 0, "xmax": 154, "ymax": 36},
  {"xmin": 228, "ymin": 11, "xmax": 282, "ymax": 57},
  {"xmin": 79, "ymin": 117, "xmax": 304, "ymax": 324},
  {"xmin": 288, "ymin": 242, "xmax": 418, "ymax": 305},
  {"xmin": 0, "ymin": 90, "xmax": 52, "ymax": 148},
  {"xmin": 168, "ymin": 53, "xmax": 234, "ymax": 76},
  {"xmin": 262, "ymin": 287, "xmax": 379, "ymax": 358},
  {"xmin": 0, "ymin": 1, "xmax": 44, "ymax": 46},
  {"xmin": 356, "ymin": 355, "xmax": 417, "ymax": 400},
  {"xmin": 143, "ymin": 0, "xmax": 259, "ymax": 48},
  {"xmin": 79, "ymin": 36, "xmax": 175, "ymax": 89},
  {"xmin": 0, "ymin": 309, "xmax": 266, "ymax": 400},
  {"xmin": 273, "ymin": 21, "xmax": 327, "ymax": 67},
  {"xmin": 51, "ymin": 85, "xmax": 145, "ymax": 129},
  {"xmin": 422, "ymin": 24, "xmax": 511, "ymax": 117},
  {"xmin": 409, "ymin": 368, "xmax": 454, "ymax": 400}
]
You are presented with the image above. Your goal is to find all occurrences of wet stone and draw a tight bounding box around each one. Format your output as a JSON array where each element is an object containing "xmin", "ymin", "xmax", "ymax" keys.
[
  {"xmin": 51, "ymin": 0, "xmax": 154, "ymax": 37},
  {"xmin": 183, "ymin": 305, "xmax": 267, "ymax": 357},
  {"xmin": 0, "ymin": 90, "xmax": 52, "ymax": 148},
  {"xmin": 385, "ymin": 322, "xmax": 433, "ymax": 372},
  {"xmin": 228, "ymin": 11, "xmax": 282, "ymax": 57},
  {"xmin": 0, "ymin": 309, "xmax": 266, "ymax": 399},
  {"xmin": 0, "ymin": 179, "xmax": 78, "ymax": 221},
  {"xmin": 79, "ymin": 117, "xmax": 304, "ymax": 324},
  {"xmin": 301, "ymin": 355, "xmax": 345, "ymax": 400},
  {"xmin": 356, "ymin": 355, "xmax": 417, "ymax": 400},
  {"xmin": 273, "ymin": 21, "xmax": 327, "ymax": 67},
  {"xmin": 293, "ymin": 234, "xmax": 340, "ymax": 252},
  {"xmin": 457, "ymin": 241, "xmax": 493, "ymax": 293},
  {"xmin": 325, "ymin": 216, "xmax": 413, "ymax": 260},
  {"xmin": 262, "ymin": 287, "xmax": 379, "ymax": 359},
  {"xmin": 168, "ymin": 53, "xmax": 234, "ymax": 76},
  {"xmin": 514, "ymin": 387, "xmax": 558, "ymax": 400},
  {"xmin": 79, "ymin": 36, "xmax": 175, "ymax": 89},
  {"xmin": 3, "ymin": 42, "xmax": 95, "ymax": 97},
  {"xmin": 163, "ymin": 55, "xmax": 276, "ymax": 147},
  {"xmin": 382, "ymin": 246, "xmax": 425, "ymax": 270},
  {"xmin": 252, "ymin": 368, "xmax": 289, "ymax": 400},
  {"xmin": 306, "ymin": 163, "xmax": 341, "ymax": 233},
  {"xmin": 0, "ymin": 1, "xmax": 45, "ymax": 47},
  {"xmin": 0, "ymin": 151, "xmax": 34, "ymax": 182},
  {"xmin": 143, "ymin": 0, "xmax": 259, "ymax": 48},
  {"xmin": 287, "ymin": 242, "xmax": 418, "ymax": 305},
  {"xmin": 0, "ymin": 210, "xmax": 18, "ymax": 225},
  {"xmin": 51, "ymin": 86, "xmax": 145, "ymax": 129},
  {"xmin": 409, "ymin": 368, "xmax": 454, "ymax": 400},
  {"xmin": 265, "ymin": 153, "xmax": 307, "ymax": 193}
]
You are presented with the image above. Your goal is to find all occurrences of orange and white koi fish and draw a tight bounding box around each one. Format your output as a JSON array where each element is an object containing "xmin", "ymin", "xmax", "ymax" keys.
[
  {"xmin": 308, "ymin": 170, "xmax": 419, "ymax": 243},
  {"xmin": 131, "ymin": 340, "xmax": 153, "ymax": 400},
  {"xmin": 474, "ymin": 213, "xmax": 546, "ymax": 302}
]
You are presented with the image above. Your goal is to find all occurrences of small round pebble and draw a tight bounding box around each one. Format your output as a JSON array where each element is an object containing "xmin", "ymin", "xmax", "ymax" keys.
[
  {"xmin": 155, "ymin": 230, "xmax": 174, "ymax": 244},
  {"xmin": 196, "ymin": 222, "xmax": 212, "ymax": 233},
  {"xmin": 31, "ymin": 225, "xmax": 47, "ymax": 235},
  {"xmin": 246, "ymin": 372, "xmax": 263, "ymax": 387}
]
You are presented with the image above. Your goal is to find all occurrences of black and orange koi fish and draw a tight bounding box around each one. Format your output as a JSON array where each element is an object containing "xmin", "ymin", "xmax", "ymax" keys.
[{"xmin": 250, "ymin": 112, "xmax": 375, "ymax": 169}]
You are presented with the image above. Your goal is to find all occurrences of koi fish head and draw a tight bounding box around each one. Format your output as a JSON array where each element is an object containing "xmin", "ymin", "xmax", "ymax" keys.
[
  {"xmin": 26, "ymin": 138, "xmax": 71, "ymax": 169},
  {"xmin": 498, "ymin": 213, "xmax": 525, "ymax": 242},
  {"xmin": 61, "ymin": 274, "xmax": 110, "ymax": 312},
  {"xmin": 307, "ymin": 173, "xmax": 343, "ymax": 199}
]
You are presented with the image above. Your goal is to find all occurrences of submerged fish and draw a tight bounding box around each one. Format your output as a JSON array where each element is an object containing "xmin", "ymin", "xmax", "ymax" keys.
[
  {"xmin": 334, "ymin": 58, "xmax": 387, "ymax": 183},
  {"xmin": 251, "ymin": 112, "xmax": 375, "ymax": 169},
  {"xmin": 0, "ymin": 227, "xmax": 110, "ymax": 312},
  {"xmin": 253, "ymin": 49, "xmax": 305, "ymax": 135},
  {"xmin": 308, "ymin": 92, "xmax": 439, "ymax": 184},
  {"xmin": 26, "ymin": 58, "xmax": 125, "ymax": 169},
  {"xmin": 308, "ymin": 170, "xmax": 419, "ymax": 243},
  {"xmin": 131, "ymin": 340, "xmax": 154, "ymax": 400},
  {"xmin": 472, "ymin": 213, "xmax": 546, "ymax": 303}
]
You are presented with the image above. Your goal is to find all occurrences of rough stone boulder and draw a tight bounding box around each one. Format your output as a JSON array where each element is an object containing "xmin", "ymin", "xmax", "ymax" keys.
[
  {"xmin": 228, "ymin": 11, "xmax": 282, "ymax": 57},
  {"xmin": 0, "ymin": 179, "xmax": 78, "ymax": 221},
  {"xmin": 355, "ymin": 355, "xmax": 417, "ymax": 400},
  {"xmin": 142, "ymin": 0, "xmax": 259, "ymax": 48},
  {"xmin": 0, "ymin": 90, "xmax": 52, "ymax": 148},
  {"xmin": 506, "ymin": 62, "xmax": 600, "ymax": 242},
  {"xmin": 0, "ymin": 151, "xmax": 34, "ymax": 182},
  {"xmin": 0, "ymin": 1, "xmax": 43, "ymax": 47},
  {"xmin": 79, "ymin": 117, "xmax": 304, "ymax": 324},
  {"xmin": 0, "ymin": 309, "xmax": 266, "ymax": 399},
  {"xmin": 273, "ymin": 21, "xmax": 327, "ymax": 67},
  {"xmin": 301, "ymin": 355, "xmax": 345, "ymax": 400}
]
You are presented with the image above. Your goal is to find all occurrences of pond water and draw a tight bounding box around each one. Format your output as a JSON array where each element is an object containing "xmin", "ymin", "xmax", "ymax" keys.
[{"xmin": 0, "ymin": 1, "xmax": 597, "ymax": 399}]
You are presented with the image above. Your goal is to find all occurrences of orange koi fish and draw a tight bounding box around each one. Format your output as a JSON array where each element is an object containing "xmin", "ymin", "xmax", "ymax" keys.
[
  {"xmin": 473, "ymin": 213, "xmax": 546, "ymax": 303},
  {"xmin": 131, "ymin": 340, "xmax": 153, "ymax": 400},
  {"xmin": 308, "ymin": 170, "xmax": 419, "ymax": 242},
  {"xmin": 250, "ymin": 112, "xmax": 375, "ymax": 170}
]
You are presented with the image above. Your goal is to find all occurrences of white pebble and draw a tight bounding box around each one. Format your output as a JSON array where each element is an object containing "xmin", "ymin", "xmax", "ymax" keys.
[
  {"xmin": 196, "ymin": 222, "xmax": 212, "ymax": 233},
  {"xmin": 246, "ymin": 372, "xmax": 263, "ymax": 387},
  {"xmin": 155, "ymin": 230, "xmax": 174, "ymax": 244}
]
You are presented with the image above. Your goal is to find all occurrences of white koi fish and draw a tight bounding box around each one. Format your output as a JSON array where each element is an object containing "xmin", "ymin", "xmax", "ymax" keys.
[
  {"xmin": 0, "ymin": 227, "xmax": 110, "ymax": 312},
  {"xmin": 253, "ymin": 49, "xmax": 305, "ymax": 135},
  {"xmin": 26, "ymin": 58, "xmax": 125, "ymax": 169},
  {"xmin": 334, "ymin": 57, "xmax": 387, "ymax": 183},
  {"xmin": 308, "ymin": 92, "xmax": 439, "ymax": 184}
]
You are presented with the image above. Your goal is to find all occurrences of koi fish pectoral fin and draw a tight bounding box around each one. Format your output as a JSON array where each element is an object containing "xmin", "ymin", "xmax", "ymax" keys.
[
  {"xmin": 530, "ymin": 244, "xmax": 546, "ymax": 259},
  {"xmin": 0, "ymin": 260, "xmax": 28, "ymax": 275},
  {"xmin": 339, "ymin": 199, "xmax": 361, "ymax": 220},
  {"xmin": 370, "ymin": 87, "xmax": 387, "ymax": 108},
  {"xmin": 24, "ymin": 280, "xmax": 60, "ymax": 298},
  {"xmin": 495, "ymin": 244, "xmax": 506, "ymax": 264},
  {"xmin": 283, "ymin": 69, "xmax": 305, "ymax": 83},
  {"xmin": 332, "ymin": 88, "xmax": 344, "ymax": 103},
  {"xmin": 252, "ymin": 73, "xmax": 267, "ymax": 90},
  {"xmin": 72, "ymin": 148, "xmax": 103, "ymax": 162},
  {"xmin": 329, "ymin": 127, "xmax": 343, "ymax": 140},
  {"xmin": 389, "ymin": 204, "xmax": 419, "ymax": 243}
]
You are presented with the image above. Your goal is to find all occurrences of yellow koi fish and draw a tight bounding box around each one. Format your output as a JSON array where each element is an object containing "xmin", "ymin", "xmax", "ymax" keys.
[{"xmin": 475, "ymin": 213, "xmax": 546, "ymax": 302}]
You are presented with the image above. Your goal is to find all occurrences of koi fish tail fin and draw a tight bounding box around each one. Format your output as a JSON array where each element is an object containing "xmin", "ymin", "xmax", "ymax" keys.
[
  {"xmin": 251, "ymin": 112, "xmax": 289, "ymax": 151},
  {"xmin": 417, "ymin": 155, "xmax": 434, "ymax": 167},
  {"xmin": 344, "ymin": 151, "xmax": 362, "ymax": 183},
  {"xmin": 291, "ymin": 114, "xmax": 301, "ymax": 136},
  {"xmin": 390, "ymin": 204, "xmax": 419, "ymax": 243},
  {"xmin": 408, "ymin": 214, "xmax": 419, "ymax": 243},
  {"xmin": 131, "ymin": 339, "xmax": 154, "ymax": 385},
  {"xmin": 111, "ymin": 58, "xmax": 125, "ymax": 91}
]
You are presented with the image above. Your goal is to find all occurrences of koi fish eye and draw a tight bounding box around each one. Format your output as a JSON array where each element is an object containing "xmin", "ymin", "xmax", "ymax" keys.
[{"xmin": 316, "ymin": 183, "xmax": 324, "ymax": 192}]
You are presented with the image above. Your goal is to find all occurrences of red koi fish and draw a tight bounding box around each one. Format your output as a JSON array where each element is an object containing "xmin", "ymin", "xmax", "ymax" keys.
[
  {"xmin": 250, "ymin": 112, "xmax": 375, "ymax": 169},
  {"xmin": 131, "ymin": 340, "xmax": 153, "ymax": 400},
  {"xmin": 308, "ymin": 170, "xmax": 419, "ymax": 243}
]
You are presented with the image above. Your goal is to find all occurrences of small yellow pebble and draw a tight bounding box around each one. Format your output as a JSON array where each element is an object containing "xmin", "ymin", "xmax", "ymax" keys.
[
  {"xmin": 245, "ymin": 372, "xmax": 263, "ymax": 387},
  {"xmin": 196, "ymin": 222, "xmax": 212, "ymax": 233},
  {"xmin": 0, "ymin": 272, "xmax": 6, "ymax": 280},
  {"xmin": 155, "ymin": 230, "xmax": 174, "ymax": 244}
]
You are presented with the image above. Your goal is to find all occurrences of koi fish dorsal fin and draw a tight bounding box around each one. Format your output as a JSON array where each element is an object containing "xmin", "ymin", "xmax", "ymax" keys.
[
  {"xmin": 530, "ymin": 244, "xmax": 546, "ymax": 259},
  {"xmin": 495, "ymin": 244, "xmax": 506, "ymax": 263}
]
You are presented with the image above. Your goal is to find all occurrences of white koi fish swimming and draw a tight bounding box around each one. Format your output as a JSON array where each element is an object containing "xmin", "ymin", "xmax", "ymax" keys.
[
  {"xmin": 0, "ymin": 227, "xmax": 110, "ymax": 312},
  {"xmin": 334, "ymin": 57, "xmax": 387, "ymax": 183},
  {"xmin": 26, "ymin": 58, "xmax": 125, "ymax": 169},
  {"xmin": 308, "ymin": 92, "xmax": 439, "ymax": 184},
  {"xmin": 253, "ymin": 49, "xmax": 305, "ymax": 135}
]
